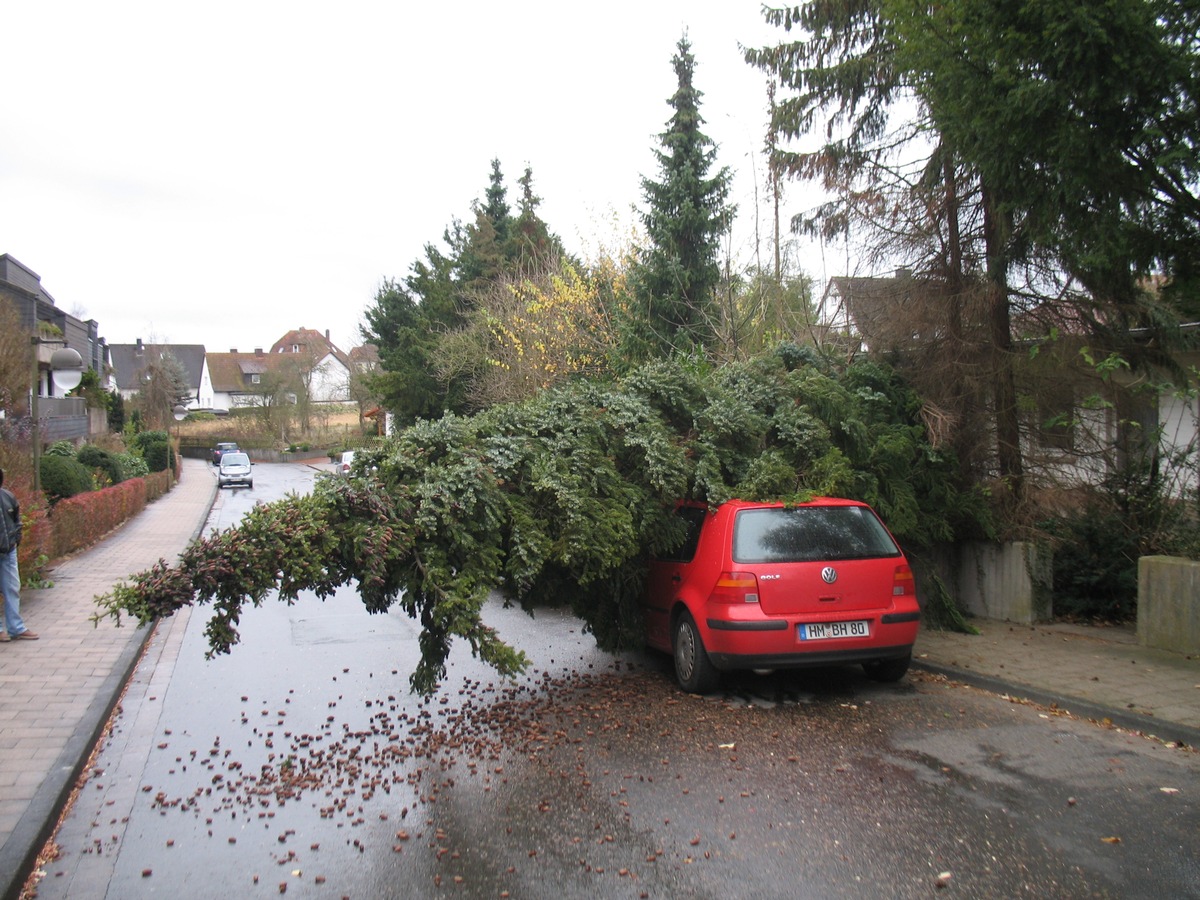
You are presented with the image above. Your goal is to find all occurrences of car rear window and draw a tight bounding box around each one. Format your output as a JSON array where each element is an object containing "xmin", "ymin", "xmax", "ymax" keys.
[
  {"xmin": 733, "ymin": 506, "xmax": 901, "ymax": 563},
  {"xmin": 223, "ymin": 453, "xmax": 249, "ymax": 465}
]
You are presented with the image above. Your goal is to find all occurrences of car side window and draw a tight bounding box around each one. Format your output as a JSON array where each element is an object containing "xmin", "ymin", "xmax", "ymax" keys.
[{"xmin": 659, "ymin": 506, "xmax": 707, "ymax": 563}]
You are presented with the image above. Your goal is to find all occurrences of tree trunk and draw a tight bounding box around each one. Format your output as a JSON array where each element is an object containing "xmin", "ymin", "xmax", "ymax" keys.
[{"xmin": 981, "ymin": 185, "xmax": 1024, "ymax": 505}]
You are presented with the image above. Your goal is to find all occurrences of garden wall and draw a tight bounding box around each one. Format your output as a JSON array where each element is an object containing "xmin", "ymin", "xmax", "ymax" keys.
[
  {"xmin": 956, "ymin": 541, "xmax": 1053, "ymax": 623},
  {"xmin": 1138, "ymin": 556, "xmax": 1200, "ymax": 655}
]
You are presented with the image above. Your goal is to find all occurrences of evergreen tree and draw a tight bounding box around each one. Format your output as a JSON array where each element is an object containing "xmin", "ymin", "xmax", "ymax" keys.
[
  {"xmin": 507, "ymin": 166, "xmax": 565, "ymax": 272},
  {"xmin": 630, "ymin": 35, "xmax": 734, "ymax": 360},
  {"xmin": 481, "ymin": 158, "xmax": 511, "ymax": 248}
]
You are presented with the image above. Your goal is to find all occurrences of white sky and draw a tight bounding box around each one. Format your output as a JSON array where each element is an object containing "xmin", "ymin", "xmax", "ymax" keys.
[{"xmin": 1, "ymin": 1, "xmax": 831, "ymax": 355}]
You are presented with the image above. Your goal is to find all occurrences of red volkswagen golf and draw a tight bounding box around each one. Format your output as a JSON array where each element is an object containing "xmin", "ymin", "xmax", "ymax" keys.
[{"xmin": 643, "ymin": 499, "xmax": 920, "ymax": 693}]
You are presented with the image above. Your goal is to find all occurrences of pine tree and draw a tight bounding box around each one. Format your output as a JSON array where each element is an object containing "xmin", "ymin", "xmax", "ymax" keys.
[{"xmin": 631, "ymin": 35, "xmax": 734, "ymax": 360}]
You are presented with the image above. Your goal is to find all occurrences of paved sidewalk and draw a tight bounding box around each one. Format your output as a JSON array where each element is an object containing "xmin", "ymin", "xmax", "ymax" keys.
[
  {"xmin": 914, "ymin": 619, "xmax": 1200, "ymax": 745},
  {"xmin": 0, "ymin": 458, "xmax": 217, "ymax": 900},
  {"xmin": 0, "ymin": 457, "xmax": 1197, "ymax": 896}
]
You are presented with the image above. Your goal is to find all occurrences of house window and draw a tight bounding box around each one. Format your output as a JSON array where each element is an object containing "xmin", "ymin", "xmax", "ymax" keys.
[
  {"xmin": 251, "ymin": 374, "xmax": 261, "ymax": 385},
  {"xmin": 1037, "ymin": 387, "xmax": 1075, "ymax": 452}
]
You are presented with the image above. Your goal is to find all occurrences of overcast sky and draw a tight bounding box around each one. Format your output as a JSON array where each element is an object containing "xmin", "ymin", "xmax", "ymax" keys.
[{"xmin": 2, "ymin": 1, "xmax": 830, "ymax": 355}]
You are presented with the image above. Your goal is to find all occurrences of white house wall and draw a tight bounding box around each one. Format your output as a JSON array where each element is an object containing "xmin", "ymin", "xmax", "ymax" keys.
[
  {"xmin": 309, "ymin": 354, "xmax": 351, "ymax": 403},
  {"xmin": 1160, "ymin": 390, "xmax": 1199, "ymax": 495}
]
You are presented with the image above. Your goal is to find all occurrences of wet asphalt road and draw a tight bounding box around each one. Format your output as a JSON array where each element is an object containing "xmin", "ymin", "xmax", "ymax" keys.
[{"xmin": 32, "ymin": 463, "xmax": 1200, "ymax": 899}]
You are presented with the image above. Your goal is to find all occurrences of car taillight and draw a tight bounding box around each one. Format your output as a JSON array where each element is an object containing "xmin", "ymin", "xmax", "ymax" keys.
[
  {"xmin": 893, "ymin": 564, "xmax": 914, "ymax": 596},
  {"xmin": 711, "ymin": 571, "xmax": 759, "ymax": 603}
]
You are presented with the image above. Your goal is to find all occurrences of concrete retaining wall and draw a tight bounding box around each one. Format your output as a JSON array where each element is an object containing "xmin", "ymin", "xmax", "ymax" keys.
[
  {"xmin": 1138, "ymin": 556, "xmax": 1200, "ymax": 655},
  {"xmin": 956, "ymin": 541, "xmax": 1052, "ymax": 624}
]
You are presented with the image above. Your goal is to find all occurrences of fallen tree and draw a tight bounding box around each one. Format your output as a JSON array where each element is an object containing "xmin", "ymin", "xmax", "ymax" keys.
[{"xmin": 96, "ymin": 345, "xmax": 987, "ymax": 694}]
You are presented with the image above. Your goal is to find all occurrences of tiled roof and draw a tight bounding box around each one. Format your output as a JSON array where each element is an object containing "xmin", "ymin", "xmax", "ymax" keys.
[{"xmin": 109, "ymin": 342, "xmax": 206, "ymax": 391}]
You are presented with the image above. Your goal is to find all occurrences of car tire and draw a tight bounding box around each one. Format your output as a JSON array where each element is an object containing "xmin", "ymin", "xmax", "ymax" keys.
[
  {"xmin": 863, "ymin": 653, "xmax": 911, "ymax": 683},
  {"xmin": 672, "ymin": 611, "xmax": 720, "ymax": 694},
  {"xmin": 247, "ymin": 481, "xmax": 253, "ymax": 489}
]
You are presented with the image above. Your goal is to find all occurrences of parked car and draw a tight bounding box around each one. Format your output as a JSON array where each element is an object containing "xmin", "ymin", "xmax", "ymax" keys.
[
  {"xmin": 336, "ymin": 450, "xmax": 356, "ymax": 476},
  {"xmin": 643, "ymin": 498, "xmax": 919, "ymax": 693},
  {"xmin": 217, "ymin": 452, "xmax": 253, "ymax": 489},
  {"xmin": 212, "ymin": 442, "xmax": 239, "ymax": 465}
]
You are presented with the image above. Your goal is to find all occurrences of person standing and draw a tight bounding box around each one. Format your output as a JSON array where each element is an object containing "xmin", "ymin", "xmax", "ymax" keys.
[{"xmin": 0, "ymin": 468, "xmax": 38, "ymax": 641}]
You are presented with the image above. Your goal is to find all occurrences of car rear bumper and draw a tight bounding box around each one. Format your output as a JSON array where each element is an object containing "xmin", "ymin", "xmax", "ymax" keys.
[
  {"xmin": 708, "ymin": 642, "xmax": 914, "ymax": 671},
  {"xmin": 701, "ymin": 604, "xmax": 919, "ymax": 672}
]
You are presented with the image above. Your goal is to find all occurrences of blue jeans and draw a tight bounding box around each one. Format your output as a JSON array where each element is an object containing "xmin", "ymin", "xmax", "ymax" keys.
[{"xmin": 0, "ymin": 548, "xmax": 26, "ymax": 635}]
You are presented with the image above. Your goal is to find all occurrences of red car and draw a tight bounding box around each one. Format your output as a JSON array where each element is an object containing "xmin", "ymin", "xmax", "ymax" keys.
[{"xmin": 643, "ymin": 498, "xmax": 920, "ymax": 693}]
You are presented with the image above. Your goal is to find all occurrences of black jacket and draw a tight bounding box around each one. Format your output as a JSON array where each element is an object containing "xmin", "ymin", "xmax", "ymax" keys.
[{"xmin": 0, "ymin": 488, "xmax": 21, "ymax": 554}]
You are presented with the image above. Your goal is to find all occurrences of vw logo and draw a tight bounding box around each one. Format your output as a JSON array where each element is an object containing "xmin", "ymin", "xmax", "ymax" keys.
[{"xmin": 821, "ymin": 566, "xmax": 838, "ymax": 584}]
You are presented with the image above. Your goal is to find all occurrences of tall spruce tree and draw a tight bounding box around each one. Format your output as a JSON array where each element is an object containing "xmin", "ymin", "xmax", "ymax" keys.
[{"xmin": 631, "ymin": 35, "xmax": 733, "ymax": 360}]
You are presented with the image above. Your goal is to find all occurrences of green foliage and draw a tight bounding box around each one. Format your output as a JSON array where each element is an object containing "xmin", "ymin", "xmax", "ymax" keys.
[
  {"xmin": 920, "ymin": 573, "xmax": 979, "ymax": 634},
  {"xmin": 38, "ymin": 455, "xmax": 94, "ymax": 503},
  {"xmin": 627, "ymin": 35, "xmax": 733, "ymax": 360},
  {"xmin": 108, "ymin": 390, "xmax": 126, "ymax": 433},
  {"xmin": 77, "ymin": 444, "xmax": 125, "ymax": 486},
  {"xmin": 98, "ymin": 349, "xmax": 987, "ymax": 695},
  {"xmin": 1042, "ymin": 453, "xmax": 1200, "ymax": 620},
  {"xmin": 141, "ymin": 439, "xmax": 173, "ymax": 473},
  {"xmin": 363, "ymin": 163, "xmax": 570, "ymax": 427},
  {"xmin": 45, "ymin": 441, "xmax": 77, "ymax": 458},
  {"xmin": 115, "ymin": 452, "xmax": 150, "ymax": 479}
]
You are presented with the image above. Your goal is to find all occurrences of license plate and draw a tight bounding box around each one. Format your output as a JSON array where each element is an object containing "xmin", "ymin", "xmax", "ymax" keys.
[{"xmin": 799, "ymin": 620, "xmax": 870, "ymax": 641}]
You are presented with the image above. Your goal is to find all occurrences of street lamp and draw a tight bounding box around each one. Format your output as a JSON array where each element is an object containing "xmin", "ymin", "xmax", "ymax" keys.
[
  {"xmin": 30, "ymin": 338, "xmax": 85, "ymax": 494},
  {"xmin": 172, "ymin": 404, "xmax": 189, "ymax": 475}
]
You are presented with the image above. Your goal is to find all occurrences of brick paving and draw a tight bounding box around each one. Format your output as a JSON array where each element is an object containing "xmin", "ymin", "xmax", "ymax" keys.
[
  {"xmin": 914, "ymin": 619, "xmax": 1200, "ymax": 740},
  {"xmin": 0, "ymin": 458, "xmax": 216, "ymax": 897},
  {"xmin": 0, "ymin": 455, "xmax": 1197, "ymax": 897}
]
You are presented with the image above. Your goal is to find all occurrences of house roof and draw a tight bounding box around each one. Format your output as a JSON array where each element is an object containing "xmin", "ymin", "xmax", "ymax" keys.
[
  {"xmin": 269, "ymin": 327, "xmax": 351, "ymax": 368},
  {"xmin": 348, "ymin": 343, "xmax": 379, "ymax": 368},
  {"xmin": 826, "ymin": 269, "xmax": 977, "ymax": 350},
  {"xmin": 109, "ymin": 341, "xmax": 206, "ymax": 392},
  {"xmin": 206, "ymin": 350, "xmax": 291, "ymax": 393}
]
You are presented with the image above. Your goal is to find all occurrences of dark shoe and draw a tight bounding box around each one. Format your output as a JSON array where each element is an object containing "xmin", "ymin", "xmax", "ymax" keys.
[{"xmin": 14, "ymin": 631, "xmax": 38, "ymax": 640}]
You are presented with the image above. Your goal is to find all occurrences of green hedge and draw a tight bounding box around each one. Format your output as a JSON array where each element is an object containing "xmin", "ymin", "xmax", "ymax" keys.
[{"xmin": 39, "ymin": 455, "xmax": 95, "ymax": 503}]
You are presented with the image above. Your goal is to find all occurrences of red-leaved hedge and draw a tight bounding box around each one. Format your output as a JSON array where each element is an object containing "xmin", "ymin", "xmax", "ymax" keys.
[{"xmin": 52, "ymin": 478, "xmax": 148, "ymax": 559}]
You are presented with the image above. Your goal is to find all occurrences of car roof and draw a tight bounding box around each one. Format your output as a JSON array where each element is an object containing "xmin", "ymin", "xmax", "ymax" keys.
[{"xmin": 683, "ymin": 497, "xmax": 869, "ymax": 512}]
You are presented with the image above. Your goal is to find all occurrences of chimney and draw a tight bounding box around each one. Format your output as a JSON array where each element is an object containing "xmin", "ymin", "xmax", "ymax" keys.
[
  {"xmin": 325, "ymin": 329, "xmax": 330, "ymax": 341},
  {"xmin": 135, "ymin": 338, "xmax": 144, "ymax": 356},
  {"xmin": 255, "ymin": 348, "xmax": 264, "ymax": 357},
  {"xmin": 230, "ymin": 348, "xmax": 237, "ymax": 353}
]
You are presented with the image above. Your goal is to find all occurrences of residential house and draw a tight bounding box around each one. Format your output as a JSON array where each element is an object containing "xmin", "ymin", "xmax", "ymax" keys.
[
  {"xmin": 0, "ymin": 254, "xmax": 98, "ymax": 442},
  {"xmin": 206, "ymin": 348, "xmax": 285, "ymax": 410},
  {"xmin": 823, "ymin": 269, "xmax": 1200, "ymax": 495},
  {"xmin": 108, "ymin": 339, "xmax": 214, "ymax": 410},
  {"xmin": 268, "ymin": 327, "xmax": 352, "ymax": 403}
]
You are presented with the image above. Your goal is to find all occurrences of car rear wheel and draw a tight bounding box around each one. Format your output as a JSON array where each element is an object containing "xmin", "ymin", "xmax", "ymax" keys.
[
  {"xmin": 863, "ymin": 653, "xmax": 911, "ymax": 683},
  {"xmin": 672, "ymin": 611, "xmax": 720, "ymax": 694}
]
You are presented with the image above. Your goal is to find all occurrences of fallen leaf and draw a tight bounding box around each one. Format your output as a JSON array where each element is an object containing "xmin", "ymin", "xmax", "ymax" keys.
[{"xmin": 1101, "ymin": 836, "xmax": 1121, "ymax": 844}]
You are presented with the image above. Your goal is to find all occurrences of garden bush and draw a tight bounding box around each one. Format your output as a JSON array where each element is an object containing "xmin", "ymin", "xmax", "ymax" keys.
[
  {"xmin": 115, "ymin": 452, "xmax": 150, "ymax": 479},
  {"xmin": 141, "ymin": 439, "xmax": 173, "ymax": 473},
  {"xmin": 1042, "ymin": 454, "xmax": 1200, "ymax": 621},
  {"xmin": 45, "ymin": 440, "xmax": 77, "ymax": 458},
  {"xmin": 77, "ymin": 444, "xmax": 125, "ymax": 486},
  {"xmin": 38, "ymin": 455, "xmax": 94, "ymax": 503},
  {"xmin": 52, "ymin": 478, "xmax": 146, "ymax": 557}
]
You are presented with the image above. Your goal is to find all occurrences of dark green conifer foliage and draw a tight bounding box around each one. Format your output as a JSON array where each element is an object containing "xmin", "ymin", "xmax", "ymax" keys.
[
  {"xmin": 631, "ymin": 35, "xmax": 734, "ymax": 360},
  {"xmin": 481, "ymin": 158, "xmax": 511, "ymax": 248},
  {"xmin": 98, "ymin": 348, "xmax": 987, "ymax": 696}
]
